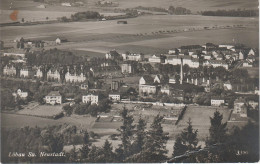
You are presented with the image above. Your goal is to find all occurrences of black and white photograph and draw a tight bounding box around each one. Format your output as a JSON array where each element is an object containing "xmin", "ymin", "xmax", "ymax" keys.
[{"xmin": 0, "ymin": 0, "xmax": 259, "ymax": 163}]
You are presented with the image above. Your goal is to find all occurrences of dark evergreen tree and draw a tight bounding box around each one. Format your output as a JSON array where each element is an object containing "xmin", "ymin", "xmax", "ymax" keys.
[
  {"xmin": 117, "ymin": 105, "xmax": 135, "ymax": 160},
  {"xmin": 80, "ymin": 131, "xmax": 91, "ymax": 160},
  {"xmin": 101, "ymin": 139, "xmax": 115, "ymax": 162},
  {"xmin": 172, "ymin": 135, "xmax": 187, "ymax": 157},
  {"xmin": 207, "ymin": 111, "xmax": 227, "ymax": 145},
  {"xmin": 138, "ymin": 114, "xmax": 169, "ymax": 162},
  {"xmin": 132, "ymin": 116, "xmax": 147, "ymax": 153}
]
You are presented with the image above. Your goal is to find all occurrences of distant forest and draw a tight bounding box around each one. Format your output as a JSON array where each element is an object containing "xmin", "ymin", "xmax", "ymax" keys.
[{"xmin": 201, "ymin": 9, "xmax": 258, "ymax": 17}]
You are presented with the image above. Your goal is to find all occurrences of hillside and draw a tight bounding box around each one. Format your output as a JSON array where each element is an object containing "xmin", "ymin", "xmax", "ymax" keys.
[{"xmin": 0, "ymin": 0, "xmax": 258, "ymax": 12}]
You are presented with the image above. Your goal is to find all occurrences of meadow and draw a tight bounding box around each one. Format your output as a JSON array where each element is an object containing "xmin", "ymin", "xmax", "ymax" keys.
[{"xmin": 1, "ymin": 14, "xmax": 258, "ymax": 56}]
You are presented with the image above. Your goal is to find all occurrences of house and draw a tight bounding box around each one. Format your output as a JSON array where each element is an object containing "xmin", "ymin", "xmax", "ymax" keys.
[
  {"xmin": 45, "ymin": 91, "xmax": 62, "ymax": 105},
  {"xmin": 55, "ymin": 37, "xmax": 67, "ymax": 44},
  {"xmin": 203, "ymin": 60, "xmax": 229, "ymax": 70},
  {"xmin": 154, "ymin": 75, "xmax": 161, "ymax": 84},
  {"xmin": 148, "ymin": 54, "xmax": 163, "ymax": 63},
  {"xmin": 160, "ymin": 85, "xmax": 171, "ymax": 95},
  {"xmin": 35, "ymin": 68, "xmax": 43, "ymax": 79},
  {"xmin": 3, "ymin": 65, "xmax": 16, "ymax": 76},
  {"xmin": 169, "ymin": 75, "xmax": 177, "ymax": 84},
  {"xmin": 20, "ymin": 67, "xmax": 35, "ymax": 78},
  {"xmin": 65, "ymin": 68, "xmax": 86, "ymax": 83},
  {"xmin": 139, "ymin": 75, "xmax": 158, "ymax": 96},
  {"xmin": 122, "ymin": 53, "xmax": 144, "ymax": 61},
  {"xmin": 246, "ymin": 55, "xmax": 256, "ymax": 63},
  {"xmin": 121, "ymin": 63, "xmax": 133, "ymax": 74},
  {"xmin": 203, "ymin": 54, "xmax": 212, "ymax": 60},
  {"xmin": 82, "ymin": 94, "xmax": 99, "ymax": 104},
  {"xmin": 111, "ymin": 81, "xmax": 121, "ymax": 90},
  {"xmin": 211, "ymin": 97, "xmax": 225, "ymax": 106},
  {"xmin": 215, "ymin": 54, "xmax": 223, "ymax": 60},
  {"xmin": 47, "ymin": 68, "xmax": 61, "ymax": 82},
  {"xmin": 105, "ymin": 50, "xmax": 120, "ymax": 60},
  {"xmin": 80, "ymin": 83, "xmax": 89, "ymax": 90},
  {"xmin": 247, "ymin": 49, "xmax": 255, "ymax": 56},
  {"xmin": 12, "ymin": 89, "xmax": 28, "ymax": 100},
  {"xmin": 109, "ymin": 93, "xmax": 121, "ymax": 101},
  {"xmin": 3, "ymin": 52, "xmax": 25, "ymax": 58},
  {"xmin": 242, "ymin": 61, "xmax": 253, "ymax": 67},
  {"xmin": 165, "ymin": 56, "xmax": 199, "ymax": 68},
  {"xmin": 168, "ymin": 48, "xmax": 178, "ymax": 55},
  {"xmin": 233, "ymin": 98, "xmax": 247, "ymax": 117},
  {"xmin": 238, "ymin": 51, "xmax": 245, "ymax": 60},
  {"xmin": 248, "ymin": 100, "xmax": 258, "ymax": 110},
  {"xmin": 219, "ymin": 44, "xmax": 234, "ymax": 50},
  {"xmin": 223, "ymin": 80, "xmax": 232, "ymax": 90}
]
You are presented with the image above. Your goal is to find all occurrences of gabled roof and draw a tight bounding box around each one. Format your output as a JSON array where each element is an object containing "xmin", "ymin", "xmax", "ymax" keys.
[{"xmin": 47, "ymin": 91, "xmax": 61, "ymax": 97}]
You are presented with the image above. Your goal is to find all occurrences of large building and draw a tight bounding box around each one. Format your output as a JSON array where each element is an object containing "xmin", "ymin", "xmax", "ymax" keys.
[
  {"xmin": 139, "ymin": 75, "xmax": 159, "ymax": 96},
  {"xmin": 121, "ymin": 63, "xmax": 133, "ymax": 74},
  {"xmin": 47, "ymin": 68, "xmax": 61, "ymax": 82},
  {"xmin": 148, "ymin": 54, "xmax": 164, "ymax": 63},
  {"xmin": 45, "ymin": 91, "xmax": 62, "ymax": 105},
  {"xmin": 82, "ymin": 94, "xmax": 99, "ymax": 104},
  {"xmin": 122, "ymin": 53, "xmax": 144, "ymax": 61},
  {"xmin": 165, "ymin": 56, "xmax": 200, "ymax": 68},
  {"xmin": 65, "ymin": 72, "xmax": 86, "ymax": 83},
  {"xmin": 109, "ymin": 93, "xmax": 121, "ymax": 101},
  {"xmin": 203, "ymin": 60, "xmax": 229, "ymax": 70}
]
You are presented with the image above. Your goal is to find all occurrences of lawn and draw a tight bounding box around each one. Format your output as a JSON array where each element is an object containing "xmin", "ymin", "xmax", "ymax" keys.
[{"xmin": 17, "ymin": 104, "xmax": 63, "ymax": 117}]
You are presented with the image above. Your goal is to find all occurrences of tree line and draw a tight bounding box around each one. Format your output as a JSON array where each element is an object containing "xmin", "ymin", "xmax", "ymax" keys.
[{"xmin": 201, "ymin": 9, "xmax": 258, "ymax": 17}]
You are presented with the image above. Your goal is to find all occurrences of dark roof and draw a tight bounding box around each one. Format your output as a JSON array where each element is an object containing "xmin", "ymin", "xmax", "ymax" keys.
[{"xmin": 142, "ymin": 75, "xmax": 154, "ymax": 84}]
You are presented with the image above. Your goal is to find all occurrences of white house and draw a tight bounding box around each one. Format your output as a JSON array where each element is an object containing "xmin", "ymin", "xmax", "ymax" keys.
[
  {"xmin": 160, "ymin": 85, "xmax": 171, "ymax": 95},
  {"xmin": 211, "ymin": 97, "xmax": 225, "ymax": 106},
  {"xmin": 148, "ymin": 55, "xmax": 162, "ymax": 63},
  {"xmin": 223, "ymin": 80, "xmax": 232, "ymax": 90},
  {"xmin": 121, "ymin": 63, "xmax": 133, "ymax": 74},
  {"xmin": 203, "ymin": 60, "xmax": 229, "ymax": 70},
  {"xmin": 233, "ymin": 98, "xmax": 247, "ymax": 117},
  {"xmin": 65, "ymin": 72, "xmax": 86, "ymax": 83},
  {"xmin": 3, "ymin": 65, "xmax": 16, "ymax": 76},
  {"xmin": 139, "ymin": 75, "xmax": 157, "ymax": 96},
  {"xmin": 45, "ymin": 91, "xmax": 62, "ymax": 105},
  {"xmin": 12, "ymin": 89, "xmax": 28, "ymax": 100},
  {"xmin": 242, "ymin": 61, "xmax": 253, "ymax": 67},
  {"xmin": 47, "ymin": 69, "xmax": 61, "ymax": 82},
  {"xmin": 165, "ymin": 56, "xmax": 199, "ymax": 68},
  {"xmin": 122, "ymin": 53, "xmax": 144, "ymax": 61},
  {"xmin": 109, "ymin": 93, "xmax": 121, "ymax": 101},
  {"xmin": 35, "ymin": 68, "xmax": 43, "ymax": 79},
  {"xmin": 82, "ymin": 94, "xmax": 99, "ymax": 104},
  {"xmin": 247, "ymin": 49, "xmax": 255, "ymax": 56}
]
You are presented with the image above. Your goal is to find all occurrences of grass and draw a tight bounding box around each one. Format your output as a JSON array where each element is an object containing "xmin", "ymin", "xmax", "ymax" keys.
[{"xmin": 17, "ymin": 104, "xmax": 63, "ymax": 117}]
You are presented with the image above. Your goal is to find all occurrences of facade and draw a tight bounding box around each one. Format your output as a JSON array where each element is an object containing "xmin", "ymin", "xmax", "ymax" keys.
[
  {"xmin": 47, "ymin": 69, "xmax": 61, "ymax": 82},
  {"xmin": 65, "ymin": 72, "xmax": 86, "ymax": 83},
  {"xmin": 3, "ymin": 65, "xmax": 16, "ymax": 76},
  {"xmin": 20, "ymin": 67, "xmax": 34, "ymax": 78},
  {"xmin": 233, "ymin": 98, "xmax": 247, "ymax": 117},
  {"xmin": 148, "ymin": 55, "xmax": 163, "ymax": 63},
  {"xmin": 139, "ymin": 75, "xmax": 158, "ymax": 96},
  {"xmin": 109, "ymin": 93, "xmax": 121, "ymax": 101},
  {"xmin": 36, "ymin": 68, "xmax": 43, "ymax": 79},
  {"xmin": 165, "ymin": 56, "xmax": 199, "ymax": 68},
  {"xmin": 82, "ymin": 94, "xmax": 99, "ymax": 104},
  {"xmin": 45, "ymin": 91, "xmax": 62, "ymax": 105},
  {"xmin": 242, "ymin": 61, "xmax": 253, "ymax": 67},
  {"xmin": 122, "ymin": 53, "xmax": 144, "ymax": 61},
  {"xmin": 161, "ymin": 85, "xmax": 171, "ymax": 95},
  {"xmin": 211, "ymin": 97, "xmax": 225, "ymax": 106},
  {"xmin": 203, "ymin": 60, "xmax": 229, "ymax": 70},
  {"xmin": 121, "ymin": 63, "xmax": 133, "ymax": 74},
  {"xmin": 12, "ymin": 89, "xmax": 28, "ymax": 99},
  {"xmin": 223, "ymin": 80, "xmax": 232, "ymax": 90}
]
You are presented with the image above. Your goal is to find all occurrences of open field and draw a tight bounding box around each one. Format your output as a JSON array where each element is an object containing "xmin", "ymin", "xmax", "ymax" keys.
[
  {"xmin": 17, "ymin": 104, "xmax": 63, "ymax": 117},
  {"xmin": 1, "ymin": 14, "xmax": 258, "ymax": 56}
]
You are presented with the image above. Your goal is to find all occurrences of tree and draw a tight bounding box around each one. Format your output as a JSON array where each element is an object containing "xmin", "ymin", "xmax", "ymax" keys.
[
  {"xmin": 172, "ymin": 135, "xmax": 187, "ymax": 157},
  {"xmin": 132, "ymin": 117, "xmax": 147, "ymax": 153},
  {"xmin": 117, "ymin": 105, "xmax": 135, "ymax": 160},
  {"xmin": 101, "ymin": 140, "xmax": 115, "ymax": 162},
  {"xmin": 180, "ymin": 118, "xmax": 199, "ymax": 151},
  {"xmin": 207, "ymin": 111, "xmax": 227, "ymax": 145},
  {"xmin": 63, "ymin": 104, "xmax": 73, "ymax": 116},
  {"xmin": 79, "ymin": 130, "xmax": 91, "ymax": 161},
  {"xmin": 139, "ymin": 114, "xmax": 169, "ymax": 162}
]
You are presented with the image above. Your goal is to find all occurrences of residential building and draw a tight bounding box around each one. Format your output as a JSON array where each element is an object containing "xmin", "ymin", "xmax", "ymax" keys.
[
  {"xmin": 47, "ymin": 68, "xmax": 61, "ymax": 82},
  {"xmin": 139, "ymin": 75, "xmax": 158, "ymax": 96},
  {"xmin": 45, "ymin": 91, "xmax": 62, "ymax": 105},
  {"xmin": 121, "ymin": 63, "xmax": 133, "ymax": 74},
  {"xmin": 233, "ymin": 98, "xmax": 247, "ymax": 117},
  {"xmin": 80, "ymin": 83, "xmax": 89, "ymax": 90},
  {"xmin": 148, "ymin": 54, "xmax": 163, "ymax": 63},
  {"xmin": 82, "ymin": 94, "xmax": 99, "ymax": 104},
  {"xmin": 105, "ymin": 50, "xmax": 120, "ymax": 60},
  {"xmin": 161, "ymin": 85, "xmax": 171, "ymax": 95},
  {"xmin": 20, "ymin": 67, "xmax": 34, "ymax": 78},
  {"xmin": 248, "ymin": 101, "xmax": 258, "ymax": 110},
  {"xmin": 65, "ymin": 72, "xmax": 86, "ymax": 83},
  {"xmin": 169, "ymin": 75, "xmax": 177, "ymax": 84},
  {"xmin": 109, "ymin": 93, "xmax": 121, "ymax": 101},
  {"xmin": 242, "ymin": 61, "xmax": 253, "ymax": 67},
  {"xmin": 111, "ymin": 81, "xmax": 121, "ymax": 90},
  {"xmin": 203, "ymin": 60, "xmax": 229, "ymax": 69},
  {"xmin": 211, "ymin": 97, "xmax": 225, "ymax": 106},
  {"xmin": 165, "ymin": 56, "xmax": 199, "ymax": 68},
  {"xmin": 122, "ymin": 53, "xmax": 144, "ymax": 61},
  {"xmin": 3, "ymin": 65, "xmax": 16, "ymax": 76},
  {"xmin": 223, "ymin": 80, "xmax": 232, "ymax": 90},
  {"xmin": 247, "ymin": 49, "xmax": 255, "ymax": 56},
  {"xmin": 12, "ymin": 89, "xmax": 28, "ymax": 100},
  {"xmin": 35, "ymin": 68, "xmax": 43, "ymax": 79},
  {"xmin": 3, "ymin": 52, "xmax": 25, "ymax": 58}
]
